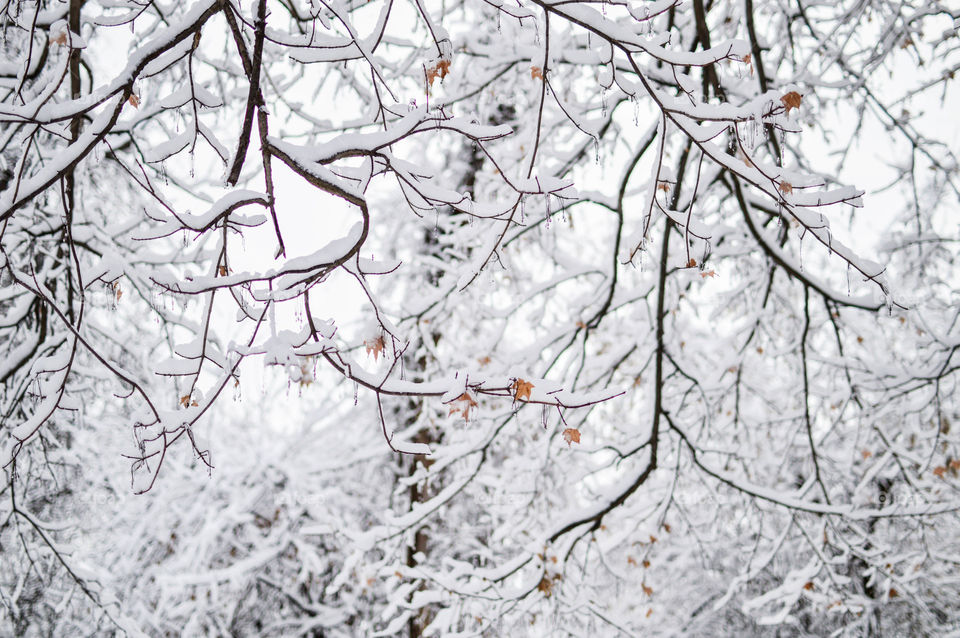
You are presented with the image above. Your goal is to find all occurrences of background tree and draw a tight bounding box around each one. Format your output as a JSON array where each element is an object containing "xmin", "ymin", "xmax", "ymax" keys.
[{"xmin": 1, "ymin": 0, "xmax": 958, "ymax": 635}]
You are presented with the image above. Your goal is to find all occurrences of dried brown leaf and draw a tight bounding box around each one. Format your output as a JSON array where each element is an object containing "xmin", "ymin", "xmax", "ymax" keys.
[
  {"xmin": 562, "ymin": 428, "xmax": 581, "ymax": 445},
  {"xmin": 364, "ymin": 336, "xmax": 386, "ymax": 361},
  {"xmin": 780, "ymin": 91, "xmax": 802, "ymax": 114},
  {"xmin": 512, "ymin": 378, "xmax": 534, "ymax": 402},
  {"xmin": 449, "ymin": 392, "xmax": 479, "ymax": 420}
]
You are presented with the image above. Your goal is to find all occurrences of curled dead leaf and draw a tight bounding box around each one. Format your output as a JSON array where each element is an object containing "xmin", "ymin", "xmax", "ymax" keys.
[
  {"xmin": 537, "ymin": 576, "xmax": 554, "ymax": 597},
  {"xmin": 780, "ymin": 91, "xmax": 802, "ymax": 114},
  {"xmin": 427, "ymin": 59, "xmax": 451, "ymax": 87},
  {"xmin": 512, "ymin": 378, "xmax": 534, "ymax": 402},
  {"xmin": 449, "ymin": 392, "xmax": 478, "ymax": 420},
  {"xmin": 562, "ymin": 428, "xmax": 580, "ymax": 445},
  {"xmin": 364, "ymin": 336, "xmax": 386, "ymax": 361},
  {"xmin": 530, "ymin": 66, "xmax": 543, "ymax": 80}
]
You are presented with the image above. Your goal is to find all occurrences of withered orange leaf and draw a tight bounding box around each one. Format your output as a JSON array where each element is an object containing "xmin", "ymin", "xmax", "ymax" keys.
[
  {"xmin": 562, "ymin": 428, "xmax": 580, "ymax": 445},
  {"xmin": 700, "ymin": 270, "xmax": 717, "ymax": 278},
  {"xmin": 530, "ymin": 66, "xmax": 543, "ymax": 80},
  {"xmin": 128, "ymin": 94, "xmax": 140, "ymax": 108},
  {"xmin": 642, "ymin": 583, "xmax": 653, "ymax": 596},
  {"xmin": 933, "ymin": 466, "xmax": 947, "ymax": 478},
  {"xmin": 646, "ymin": 608, "xmax": 653, "ymax": 618},
  {"xmin": 427, "ymin": 59, "xmax": 451, "ymax": 87},
  {"xmin": 686, "ymin": 258, "xmax": 697, "ymax": 268},
  {"xmin": 642, "ymin": 559, "xmax": 651, "ymax": 568},
  {"xmin": 49, "ymin": 31, "xmax": 68, "ymax": 46},
  {"xmin": 449, "ymin": 392, "xmax": 478, "ymax": 420},
  {"xmin": 778, "ymin": 181, "xmax": 794, "ymax": 194},
  {"xmin": 364, "ymin": 336, "xmax": 386, "ymax": 361},
  {"xmin": 512, "ymin": 378, "xmax": 534, "ymax": 402},
  {"xmin": 780, "ymin": 91, "xmax": 802, "ymax": 114},
  {"xmin": 803, "ymin": 582, "xmax": 814, "ymax": 591},
  {"xmin": 657, "ymin": 181, "xmax": 671, "ymax": 192},
  {"xmin": 627, "ymin": 556, "xmax": 638, "ymax": 566}
]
